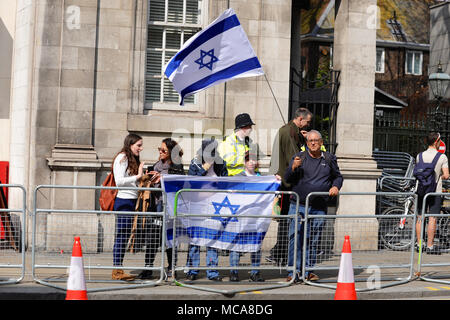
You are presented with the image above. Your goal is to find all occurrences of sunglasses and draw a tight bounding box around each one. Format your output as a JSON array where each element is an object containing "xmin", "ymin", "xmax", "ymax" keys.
[{"xmin": 158, "ymin": 147, "xmax": 169, "ymax": 154}]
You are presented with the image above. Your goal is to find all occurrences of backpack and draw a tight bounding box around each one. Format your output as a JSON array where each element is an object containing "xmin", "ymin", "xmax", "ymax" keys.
[
  {"xmin": 99, "ymin": 172, "xmax": 118, "ymax": 211},
  {"xmin": 413, "ymin": 152, "xmax": 442, "ymax": 197}
]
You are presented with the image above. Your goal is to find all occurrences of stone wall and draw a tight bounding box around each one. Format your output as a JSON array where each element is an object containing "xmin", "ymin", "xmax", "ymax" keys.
[{"xmin": 8, "ymin": 0, "xmax": 293, "ymax": 251}]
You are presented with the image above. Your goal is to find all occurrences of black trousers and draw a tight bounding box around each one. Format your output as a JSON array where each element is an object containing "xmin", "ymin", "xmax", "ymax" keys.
[
  {"xmin": 143, "ymin": 217, "xmax": 176, "ymax": 269},
  {"xmin": 270, "ymin": 184, "xmax": 291, "ymax": 263}
]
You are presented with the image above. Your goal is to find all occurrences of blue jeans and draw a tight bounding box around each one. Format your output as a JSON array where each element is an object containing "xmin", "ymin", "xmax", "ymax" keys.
[
  {"xmin": 186, "ymin": 245, "xmax": 220, "ymax": 278},
  {"xmin": 287, "ymin": 203, "xmax": 326, "ymax": 277},
  {"xmin": 230, "ymin": 250, "xmax": 261, "ymax": 275},
  {"xmin": 112, "ymin": 198, "xmax": 137, "ymax": 267}
]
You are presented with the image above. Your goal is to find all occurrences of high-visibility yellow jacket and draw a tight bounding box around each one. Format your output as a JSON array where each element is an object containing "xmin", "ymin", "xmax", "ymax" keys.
[
  {"xmin": 301, "ymin": 145, "xmax": 327, "ymax": 152},
  {"xmin": 218, "ymin": 133, "xmax": 256, "ymax": 176}
]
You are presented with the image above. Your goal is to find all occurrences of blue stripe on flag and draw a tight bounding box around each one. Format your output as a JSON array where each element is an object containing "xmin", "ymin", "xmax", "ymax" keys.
[
  {"xmin": 165, "ymin": 14, "xmax": 240, "ymax": 78},
  {"xmin": 167, "ymin": 226, "xmax": 266, "ymax": 245},
  {"xmin": 180, "ymin": 57, "xmax": 261, "ymax": 103},
  {"xmin": 163, "ymin": 179, "xmax": 278, "ymax": 193}
]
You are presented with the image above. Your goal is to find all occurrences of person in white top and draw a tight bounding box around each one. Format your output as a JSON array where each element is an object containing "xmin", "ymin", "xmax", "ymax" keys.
[
  {"xmin": 415, "ymin": 132, "xmax": 449, "ymax": 255},
  {"xmin": 111, "ymin": 133, "xmax": 146, "ymax": 280}
]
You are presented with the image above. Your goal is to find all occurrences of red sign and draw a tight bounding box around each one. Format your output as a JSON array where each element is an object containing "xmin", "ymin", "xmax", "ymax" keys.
[{"xmin": 438, "ymin": 140, "xmax": 446, "ymax": 154}]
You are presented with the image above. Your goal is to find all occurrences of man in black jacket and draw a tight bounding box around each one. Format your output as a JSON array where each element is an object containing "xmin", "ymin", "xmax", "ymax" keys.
[{"xmin": 284, "ymin": 130, "xmax": 343, "ymax": 282}]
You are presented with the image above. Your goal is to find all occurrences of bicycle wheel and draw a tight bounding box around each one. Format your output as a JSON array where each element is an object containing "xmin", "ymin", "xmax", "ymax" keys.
[{"xmin": 379, "ymin": 207, "xmax": 414, "ymax": 250}]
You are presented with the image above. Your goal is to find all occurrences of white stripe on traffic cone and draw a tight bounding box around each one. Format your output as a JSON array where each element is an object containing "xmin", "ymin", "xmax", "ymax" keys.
[
  {"xmin": 66, "ymin": 237, "xmax": 88, "ymax": 300},
  {"xmin": 334, "ymin": 235, "xmax": 357, "ymax": 300}
]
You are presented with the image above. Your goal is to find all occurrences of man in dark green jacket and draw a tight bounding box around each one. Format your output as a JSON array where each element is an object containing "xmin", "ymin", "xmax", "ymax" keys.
[{"xmin": 267, "ymin": 108, "xmax": 313, "ymax": 265}]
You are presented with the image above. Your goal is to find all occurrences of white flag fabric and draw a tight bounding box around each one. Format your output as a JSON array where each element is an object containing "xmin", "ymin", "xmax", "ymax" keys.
[
  {"xmin": 164, "ymin": 8, "xmax": 264, "ymax": 105},
  {"xmin": 161, "ymin": 175, "xmax": 280, "ymax": 252}
]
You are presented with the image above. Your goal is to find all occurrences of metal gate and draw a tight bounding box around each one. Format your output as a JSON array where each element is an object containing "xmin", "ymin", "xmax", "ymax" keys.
[
  {"xmin": 171, "ymin": 189, "xmax": 300, "ymax": 296},
  {"xmin": 31, "ymin": 185, "xmax": 168, "ymax": 293},
  {"xmin": 0, "ymin": 184, "xmax": 26, "ymax": 285},
  {"xmin": 290, "ymin": 68, "xmax": 340, "ymax": 154},
  {"xmin": 374, "ymin": 106, "xmax": 450, "ymax": 157},
  {"xmin": 416, "ymin": 192, "xmax": 450, "ymax": 285},
  {"xmin": 301, "ymin": 191, "xmax": 418, "ymax": 292}
]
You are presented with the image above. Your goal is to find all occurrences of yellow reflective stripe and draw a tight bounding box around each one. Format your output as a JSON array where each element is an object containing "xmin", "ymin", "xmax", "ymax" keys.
[{"xmin": 300, "ymin": 145, "xmax": 327, "ymax": 151}]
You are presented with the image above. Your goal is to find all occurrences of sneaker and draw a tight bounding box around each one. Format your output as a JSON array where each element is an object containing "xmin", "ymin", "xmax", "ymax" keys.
[
  {"xmin": 249, "ymin": 273, "xmax": 265, "ymax": 282},
  {"xmin": 426, "ymin": 246, "xmax": 442, "ymax": 255},
  {"xmin": 186, "ymin": 273, "xmax": 198, "ymax": 281},
  {"xmin": 137, "ymin": 269, "xmax": 153, "ymax": 280},
  {"xmin": 230, "ymin": 273, "xmax": 239, "ymax": 282},
  {"xmin": 208, "ymin": 276, "xmax": 223, "ymax": 282},
  {"xmin": 415, "ymin": 243, "xmax": 424, "ymax": 253},
  {"xmin": 306, "ymin": 272, "xmax": 320, "ymax": 281}
]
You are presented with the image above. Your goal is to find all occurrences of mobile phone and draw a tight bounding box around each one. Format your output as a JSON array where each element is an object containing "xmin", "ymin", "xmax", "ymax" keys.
[{"xmin": 147, "ymin": 165, "xmax": 154, "ymax": 178}]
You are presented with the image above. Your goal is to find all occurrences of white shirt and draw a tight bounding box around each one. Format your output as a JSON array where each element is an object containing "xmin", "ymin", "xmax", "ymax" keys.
[
  {"xmin": 113, "ymin": 153, "xmax": 139, "ymax": 199},
  {"xmin": 206, "ymin": 165, "xmax": 217, "ymax": 177},
  {"xmin": 417, "ymin": 148, "xmax": 449, "ymax": 192}
]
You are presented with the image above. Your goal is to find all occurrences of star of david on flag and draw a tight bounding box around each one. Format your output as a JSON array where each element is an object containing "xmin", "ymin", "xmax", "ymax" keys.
[
  {"xmin": 195, "ymin": 49, "xmax": 219, "ymax": 71},
  {"xmin": 164, "ymin": 8, "xmax": 264, "ymax": 105},
  {"xmin": 211, "ymin": 196, "xmax": 240, "ymax": 227},
  {"xmin": 161, "ymin": 175, "xmax": 280, "ymax": 252}
]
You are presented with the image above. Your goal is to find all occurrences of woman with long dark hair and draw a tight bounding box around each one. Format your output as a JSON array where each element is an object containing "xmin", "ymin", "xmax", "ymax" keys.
[
  {"xmin": 111, "ymin": 133, "xmax": 145, "ymax": 281},
  {"xmin": 137, "ymin": 137, "xmax": 184, "ymax": 280}
]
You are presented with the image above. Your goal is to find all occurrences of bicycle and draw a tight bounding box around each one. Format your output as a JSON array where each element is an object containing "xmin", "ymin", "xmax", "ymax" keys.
[
  {"xmin": 379, "ymin": 181, "xmax": 450, "ymax": 252},
  {"xmin": 378, "ymin": 181, "xmax": 417, "ymax": 250}
]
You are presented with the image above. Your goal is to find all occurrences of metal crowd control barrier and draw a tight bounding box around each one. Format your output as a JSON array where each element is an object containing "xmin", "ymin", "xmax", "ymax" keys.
[
  {"xmin": 302, "ymin": 192, "xmax": 418, "ymax": 291},
  {"xmin": 171, "ymin": 189, "xmax": 300, "ymax": 296},
  {"xmin": 32, "ymin": 185, "xmax": 168, "ymax": 293},
  {"xmin": 0, "ymin": 184, "xmax": 26, "ymax": 285},
  {"xmin": 417, "ymin": 192, "xmax": 450, "ymax": 285}
]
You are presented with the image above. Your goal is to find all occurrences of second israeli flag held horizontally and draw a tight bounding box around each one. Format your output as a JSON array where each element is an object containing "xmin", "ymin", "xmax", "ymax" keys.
[
  {"xmin": 161, "ymin": 175, "xmax": 280, "ymax": 252},
  {"xmin": 164, "ymin": 8, "xmax": 264, "ymax": 105}
]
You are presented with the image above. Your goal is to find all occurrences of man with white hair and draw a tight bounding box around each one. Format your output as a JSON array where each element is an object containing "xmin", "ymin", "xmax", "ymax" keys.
[{"xmin": 284, "ymin": 130, "xmax": 343, "ymax": 282}]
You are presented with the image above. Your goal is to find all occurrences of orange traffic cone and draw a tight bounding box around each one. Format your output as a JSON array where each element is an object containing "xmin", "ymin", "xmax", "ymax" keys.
[
  {"xmin": 66, "ymin": 237, "xmax": 88, "ymax": 300},
  {"xmin": 334, "ymin": 235, "xmax": 357, "ymax": 300}
]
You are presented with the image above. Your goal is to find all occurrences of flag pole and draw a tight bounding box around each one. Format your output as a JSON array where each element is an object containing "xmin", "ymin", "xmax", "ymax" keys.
[
  {"xmin": 264, "ymin": 74, "xmax": 300, "ymax": 157},
  {"xmin": 264, "ymin": 74, "xmax": 286, "ymax": 125}
]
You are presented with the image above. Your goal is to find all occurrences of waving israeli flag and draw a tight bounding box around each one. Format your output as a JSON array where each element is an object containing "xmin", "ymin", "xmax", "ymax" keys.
[
  {"xmin": 161, "ymin": 175, "xmax": 280, "ymax": 252},
  {"xmin": 164, "ymin": 8, "xmax": 264, "ymax": 105}
]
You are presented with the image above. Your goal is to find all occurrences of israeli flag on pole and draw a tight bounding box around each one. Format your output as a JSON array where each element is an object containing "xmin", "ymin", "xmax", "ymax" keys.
[
  {"xmin": 161, "ymin": 175, "xmax": 280, "ymax": 252},
  {"xmin": 164, "ymin": 8, "xmax": 264, "ymax": 105}
]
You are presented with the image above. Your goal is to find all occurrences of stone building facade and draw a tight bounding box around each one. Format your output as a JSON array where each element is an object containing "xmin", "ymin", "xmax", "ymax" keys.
[
  {"xmin": 7, "ymin": 0, "xmax": 294, "ymax": 249},
  {"xmin": 3, "ymin": 0, "xmax": 384, "ymax": 252}
]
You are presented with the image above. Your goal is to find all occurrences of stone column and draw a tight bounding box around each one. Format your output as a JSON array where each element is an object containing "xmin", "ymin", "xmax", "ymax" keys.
[{"xmin": 333, "ymin": 0, "xmax": 382, "ymax": 250}]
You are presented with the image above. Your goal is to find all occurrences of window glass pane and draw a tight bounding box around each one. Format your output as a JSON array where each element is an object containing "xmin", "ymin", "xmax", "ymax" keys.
[
  {"xmin": 183, "ymin": 29, "xmax": 198, "ymax": 43},
  {"xmin": 149, "ymin": 0, "xmax": 165, "ymax": 22},
  {"xmin": 184, "ymin": 94, "xmax": 195, "ymax": 104},
  {"xmin": 414, "ymin": 53, "xmax": 421, "ymax": 74},
  {"xmin": 146, "ymin": 0, "xmax": 200, "ymax": 106},
  {"xmin": 145, "ymin": 77, "xmax": 161, "ymax": 102},
  {"xmin": 168, "ymin": 0, "xmax": 184, "ymax": 23},
  {"xmin": 164, "ymin": 51, "xmax": 176, "ymax": 65},
  {"xmin": 147, "ymin": 26, "xmax": 163, "ymax": 49},
  {"xmin": 146, "ymin": 50, "xmax": 162, "ymax": 75},
  {"xmin": 186, "ymin": 0, "xmax": 199, "ymax": 24},
  {"xmin": 406, "ymin": 52, "xmax": 412, "ymax": 74},
  {"xmin": 376, "ymin": 49, "xmax": 383, "ymax": 72},
  {"xmin": 163, "ymin": 78, "xmax": 179, "ymax": 102},
  {"xmin": 166, "ymin": 28, "xmax": 181, "ymax": 49}
]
